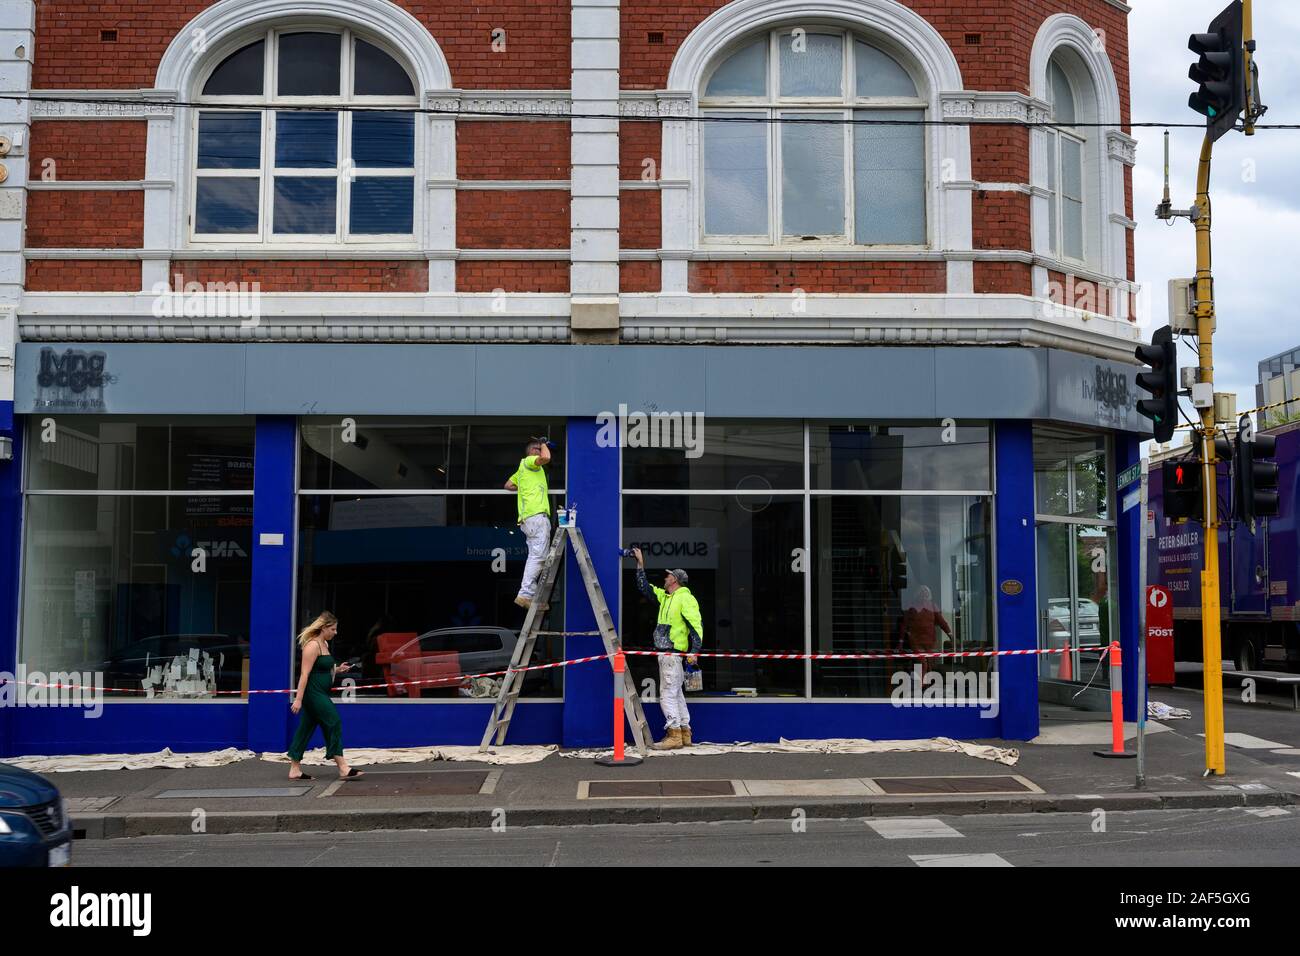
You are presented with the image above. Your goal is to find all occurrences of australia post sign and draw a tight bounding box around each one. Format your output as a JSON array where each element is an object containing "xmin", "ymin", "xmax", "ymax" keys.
[{"xmin": 1146, "ymin": 585, "xmax": 1175, "ymax": 685}]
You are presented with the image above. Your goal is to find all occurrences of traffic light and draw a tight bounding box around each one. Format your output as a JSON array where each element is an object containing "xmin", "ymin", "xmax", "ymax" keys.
[
  {"xmin": 1136, "ymin": 325, "xmax": 1179, "ymax": 443},
  {"xmin": 1163, "ymin": 456, "xmax": 1203, "ymax": 522},
  {"xmin": 1188, "ymin": 0, "xmax": 1245, "ymax": 143},
  {"xmin": 1235, "ymin": 416, "xmax": 1280, "ymax": 520}
]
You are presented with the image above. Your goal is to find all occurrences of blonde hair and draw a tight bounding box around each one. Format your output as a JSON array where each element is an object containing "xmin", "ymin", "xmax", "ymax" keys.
[{"xmin": 297, "ymin": 611, "xmax": 337, "ymax": 649}]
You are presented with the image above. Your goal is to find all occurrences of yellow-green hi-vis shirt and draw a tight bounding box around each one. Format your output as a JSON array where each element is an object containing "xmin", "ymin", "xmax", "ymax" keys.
[{"xmin": 510, "ymin": 455, "xmax": 550, "ymax": 523}]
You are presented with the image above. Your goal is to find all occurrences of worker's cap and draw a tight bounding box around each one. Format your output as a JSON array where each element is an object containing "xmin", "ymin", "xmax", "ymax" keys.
[{"xmin": 666, "ymin": 568, "xmax": 689, "ymax": 585}]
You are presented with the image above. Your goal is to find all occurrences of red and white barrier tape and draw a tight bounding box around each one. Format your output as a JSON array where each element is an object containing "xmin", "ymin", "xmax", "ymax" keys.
[
  {"xmin": 623, "ymin": 645, "xmax": 1109, "ymax": 662},
  {"xmin": 0, "ymin": 653, "xmax": 611, "ymax": 698},
  {"xmin": 0, "ymin": 644, "xmax": 1108, "ymax": 698}
]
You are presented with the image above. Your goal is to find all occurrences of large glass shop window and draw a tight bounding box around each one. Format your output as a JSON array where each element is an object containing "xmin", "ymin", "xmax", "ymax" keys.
[
  {"xmin": 21, "ymin": 418, "xmax": 255, "ymax": 699},
  {"xmin": 296, "ymin": 418, "xmax": 567, "ymax": 698},
  {"xmin": 621, "ymin": 420, "xmax": 994, "ymax": 699}
]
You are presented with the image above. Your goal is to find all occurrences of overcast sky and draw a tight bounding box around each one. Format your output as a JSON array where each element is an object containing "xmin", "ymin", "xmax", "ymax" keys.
[{"xmin": 1129, "ymin": 0, "xmax": 1300, "ymax": 413}]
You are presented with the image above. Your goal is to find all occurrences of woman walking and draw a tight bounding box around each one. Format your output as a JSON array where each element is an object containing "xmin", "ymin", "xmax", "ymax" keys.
[{"xmin": 288, "ymin": 611, "xmax": 363, "ymax": 781}]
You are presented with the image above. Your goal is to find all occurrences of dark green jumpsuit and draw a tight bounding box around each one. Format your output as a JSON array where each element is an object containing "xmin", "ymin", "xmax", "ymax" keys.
[{"xmin": 288, "ymin": 651, "xmax": 344, "ymax": 760}]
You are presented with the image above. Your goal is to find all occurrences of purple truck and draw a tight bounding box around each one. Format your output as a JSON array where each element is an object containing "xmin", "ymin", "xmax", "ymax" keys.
[{"xmin": 1148, "ymin": 419, "xmax": 1300, "ymax": 672}]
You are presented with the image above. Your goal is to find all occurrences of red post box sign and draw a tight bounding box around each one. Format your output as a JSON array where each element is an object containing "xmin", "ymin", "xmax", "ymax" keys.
[{"xmin": 1146, "ymin": 585, "xmax": 1175, "ymax": 686}]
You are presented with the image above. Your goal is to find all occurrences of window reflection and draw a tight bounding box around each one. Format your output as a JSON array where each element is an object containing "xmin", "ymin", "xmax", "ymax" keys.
[
  {"xmin": 622, "ymin": 494, "xmax": 804, "ymax": 696},
  {"xmin": 812, "ymin": 495, "xmax": 992, "ymax": 697},
  {"xmin": 809, "ymin": 422, "xmax": 991, "ymax": 491},
  {"xmin": 296, "ymin": 493, "xmax": 565, "ymax": 697},
  {"xmin": 300, "ymin": 417, "xmax": 567, "ymax": 491}
]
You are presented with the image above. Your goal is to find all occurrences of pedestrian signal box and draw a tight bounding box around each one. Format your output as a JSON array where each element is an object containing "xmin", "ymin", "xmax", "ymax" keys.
[{"xmin": 1163, "ymin": 457, "xmax": 1203, "ymax": 522}]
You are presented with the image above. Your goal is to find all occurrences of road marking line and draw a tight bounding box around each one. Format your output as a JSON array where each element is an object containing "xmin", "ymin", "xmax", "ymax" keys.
[
  {"xmin": 866, "ymin": 819, "xmax": 963, "ymax": 840},
  {"xmin": 910, "ymin": 853, "xmax": 1012, "ymax": 867},
  {"xmin": 1198, "ymin": 732, "xmax": 1288, "ymax": 749}
]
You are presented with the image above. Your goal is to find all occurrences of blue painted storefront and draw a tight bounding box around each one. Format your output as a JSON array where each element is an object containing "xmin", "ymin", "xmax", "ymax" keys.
[{"xmin": 0, "ymin": 344, "xmax": 1147, "ymax": 756}]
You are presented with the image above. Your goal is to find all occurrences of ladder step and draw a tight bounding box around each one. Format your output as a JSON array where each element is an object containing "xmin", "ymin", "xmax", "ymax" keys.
[{"xmin": 483, "ymin": 524, "xmax": 653, "ymax": 752}]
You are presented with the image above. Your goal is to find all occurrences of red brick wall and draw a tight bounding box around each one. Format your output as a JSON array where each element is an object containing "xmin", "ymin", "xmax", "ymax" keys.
[
  {"xmin": 620, "ymin": 260, "xmax": 661, "ymax": 293},
  {"xmin": 25, "ymin": 258, "xmax": 141, "ymax": 291},
  {"xmin": 33, "ymin": 1, "xmax": 570, "ymax": 90},
  {"xmin": 620, "ymin": 190, "xmax": 660, "ymax": 249},
  {"xmin": 1124, "ymin": 166, "xmax": 1135, "ymax": 281},
  {"xmin": 26, "ymin": 191, "xmax": 143, "ymax": 247},
  {"xmin": 456, "ymin": 260, "xmax": 569, "ymax": 292},
  {"xmin": 622, "ymin": 0, "xmax": 1127, "ymax": 116},
  {"xmin": 456, "ymin": 190, "xmax": 570, "ymax": 248},
  {"xmin": 970, "ymin": 126, "xmax": 1030, "ymax": 184},
  {"xmin": 27, "ymin": 1, "xmax": 1131, "ymax": 297},
  {"xmin": 28, "ymin": 121, "xmax": 146, "ymax": 180},
  {"xmin": 972, "ymin": 192, "xmax": 1031, "ymax": 251},
  {"xmin": 458, "ymin": 122, "xmax": 569, "ymax": 180},
  {"xmin": 1045, "ymin": 268, "xmax": 1111, "ymax": 315},
  {"xmin": 973, "ymin": 261, "xmax": 1032, "ymax": 296},
  {"xmin": 689, "ymin": 261, "xmax": 945, "ymax": 294},
  {"xmin": 33, "ymin": 1, "xmax": 1127, "ymax": 106},
  {"xmin": 620, "ymin": 121, "xmax": 661, "ymax": 181},
  {"xmin": 170, "ymin": 260, "xmax": 428, "ymax": 292}
]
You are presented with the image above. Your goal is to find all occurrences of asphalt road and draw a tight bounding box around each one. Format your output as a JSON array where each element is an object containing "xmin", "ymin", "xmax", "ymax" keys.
[{"xmin": 65, "ymin": 806, "xmax": 1300, "ymax": 867}]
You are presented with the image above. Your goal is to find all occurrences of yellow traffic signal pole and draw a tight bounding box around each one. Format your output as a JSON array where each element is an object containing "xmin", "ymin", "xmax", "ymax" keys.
[
  {"xmin": 1193, "ymin": 131, "xmax": 1225, "ymax": 777},
  {"xmin": 1194, "ymin": 0, "xmax": 1256, "ymax": 777}
]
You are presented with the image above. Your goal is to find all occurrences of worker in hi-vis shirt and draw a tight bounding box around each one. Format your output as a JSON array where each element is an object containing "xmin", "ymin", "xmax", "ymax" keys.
[{"xmin": 504, "ymin": 437, "xmax": 553, "ymax": 608}]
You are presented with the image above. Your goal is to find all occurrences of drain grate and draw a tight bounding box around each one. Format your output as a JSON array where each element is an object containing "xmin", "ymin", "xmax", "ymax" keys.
[
  {"xmin": 583, "ymin": 779, "xmax": 737, "ymax": 799},
  {"xmin": 870, "ymin": 775, "xmax": 1038, "ymax": 796},
  {"xmin": 325, "ymin": 770, "xmax": 492, "ymax": 798}
]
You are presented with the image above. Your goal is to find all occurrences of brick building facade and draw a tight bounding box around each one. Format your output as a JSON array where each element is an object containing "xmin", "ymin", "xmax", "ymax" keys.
[{"xmin": 0, "ymin": 0, "xmax": 1148, "ymax": 756}]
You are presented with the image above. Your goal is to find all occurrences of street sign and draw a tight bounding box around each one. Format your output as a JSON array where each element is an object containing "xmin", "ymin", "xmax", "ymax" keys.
[
  {"xmin": 1118, "ymin": 463, "xmax": 1142, "ymax": 491},
  {"xmin": 1123, "ymin": 488, "xmax": 1141, "ymax": 513}
]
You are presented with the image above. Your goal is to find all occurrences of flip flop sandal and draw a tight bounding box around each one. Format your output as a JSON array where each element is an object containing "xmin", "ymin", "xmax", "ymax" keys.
[
  {"xmin": 340, "ymin": 768, "xmax": 364, "ymax": 779},
  {"xmin": 289, "ymin": 773, "xmax": 313, "ymax": 781}
]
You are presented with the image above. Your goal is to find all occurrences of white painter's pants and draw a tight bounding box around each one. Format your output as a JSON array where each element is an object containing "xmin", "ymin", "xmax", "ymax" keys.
[
  {"xmin": 518, "ymin": 514, "xmax": 551, "ymax": 599},
  {"xmin": 658, "ymin": 653, "xmax": 690, "ymax": 729}
]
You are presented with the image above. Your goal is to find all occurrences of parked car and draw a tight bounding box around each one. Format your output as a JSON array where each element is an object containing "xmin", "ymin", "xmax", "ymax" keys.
[
  {"xmin": 375, "ymin": 627, "xmax": 519, "ymax": 698},
  {"xmin": 0, "ymin": 763, "xmax": 72, "ymax": 867},
  {"xmin": 1047, "ymin": 597, "xmax": 1101, "ymax": 641}
]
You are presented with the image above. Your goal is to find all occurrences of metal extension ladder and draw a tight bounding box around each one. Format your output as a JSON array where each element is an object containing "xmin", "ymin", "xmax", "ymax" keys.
[{"xmin": 478, "ymin": 524, "xmax": 652, "ymax": 753}]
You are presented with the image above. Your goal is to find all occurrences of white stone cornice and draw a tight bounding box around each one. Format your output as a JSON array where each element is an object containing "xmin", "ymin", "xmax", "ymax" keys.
[
  {"xmin": 429, "ymin": 89, "xmax": 572, "ymax": 118},
  {"xmin": 1106, "ymin": 130, "xmax": 1137, "ymax": 166},
  {"xmin": 28, "ymin": 91, "xmax": 175, "ymax": 119},
  {"xmin": 940, "ymin": 92, "xmax": 1052, "ymax": 125},
  {"xmin": 619, "ymin": 91, "xmax": 692, "ymax": 118}
]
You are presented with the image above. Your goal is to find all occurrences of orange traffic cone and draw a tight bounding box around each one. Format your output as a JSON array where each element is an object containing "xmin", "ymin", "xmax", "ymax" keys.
[{"xmin": 1059, "ymin": 644, "xmax": 1073, "ymax": 681}]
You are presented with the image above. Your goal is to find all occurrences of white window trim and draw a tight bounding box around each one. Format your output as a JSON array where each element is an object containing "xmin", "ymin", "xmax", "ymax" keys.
[
  {"xmin": 190, "ymin": 25, "xmax": 419, "ymax": 247},
  {"xmin": 1046, "ymin": 124, "xmax": 1086, "ymax": 266},
  {"xmin": 152, "ymin": 0, "xmax": 452, "ymax": 255},
  {"xmin": 660, "ymin": 0, "xmax": 968, "ymax": 292},
  {"xmin": 1030, "ymin": 14, "xmax": 1129, "ymax": 301},
  {"xmin": 697, "ymin": 28, "xmax": 929, "ymax": 249}
]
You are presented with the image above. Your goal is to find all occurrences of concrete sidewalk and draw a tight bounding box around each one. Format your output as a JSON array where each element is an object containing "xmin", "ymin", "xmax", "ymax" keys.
[{"xmin": 30, "ymin": 689, "xmax": 1300, "ymax": 839}]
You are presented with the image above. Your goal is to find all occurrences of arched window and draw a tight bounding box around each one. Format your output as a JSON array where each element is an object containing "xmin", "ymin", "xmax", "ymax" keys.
[
  {"xmin": 699, "ymin": 29, "xmax": 927, "ymax": 246},
  {"xmin": 1045, "ymin": 55, "xmax": 1085, "ymax": 262},
  {"xmin": 192, "ymin": 27, "xmax": 418, "ymax": 243}
]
